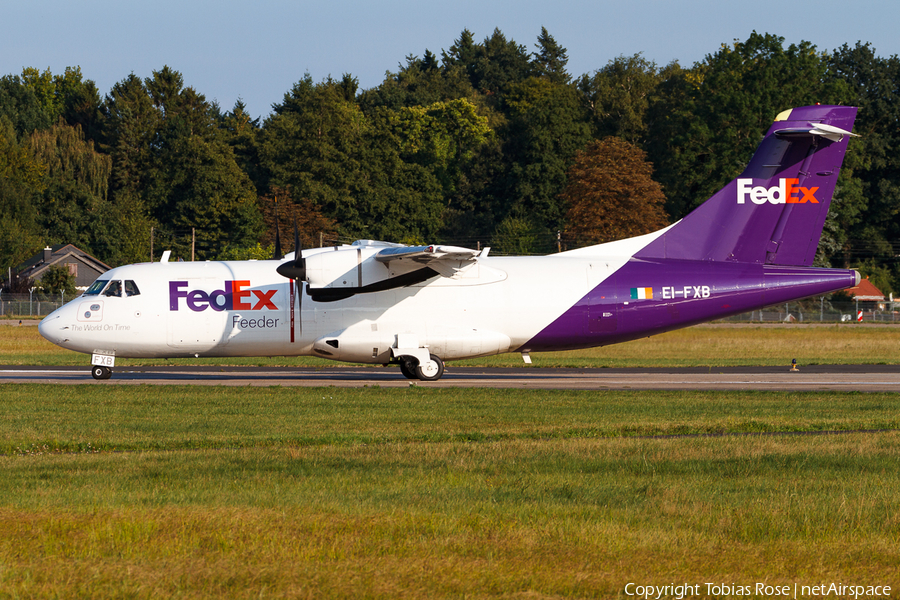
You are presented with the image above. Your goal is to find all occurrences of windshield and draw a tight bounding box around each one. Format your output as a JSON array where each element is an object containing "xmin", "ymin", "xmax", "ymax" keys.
[
  {"xmin": 84, "ymin": 279, "xmax": 109, "ymax": 296},
  {"xmin": 103, "ymin": 280, "xmax": 122, "ymax": 297}
]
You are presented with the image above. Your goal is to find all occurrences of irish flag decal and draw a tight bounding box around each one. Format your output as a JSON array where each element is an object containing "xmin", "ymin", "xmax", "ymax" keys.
[{"xmin": 630, "ymin": 287, "xmax": 653, "ymax": 300}]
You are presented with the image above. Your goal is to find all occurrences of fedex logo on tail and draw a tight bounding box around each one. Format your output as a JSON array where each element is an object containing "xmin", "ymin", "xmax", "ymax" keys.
[
  {"xmin": 169, "ymin": 281, "xmax": 278, "ymax": 312},
  {"xmin": 737, "ymin": 179, "xmax": 819, "ymax": 205}
]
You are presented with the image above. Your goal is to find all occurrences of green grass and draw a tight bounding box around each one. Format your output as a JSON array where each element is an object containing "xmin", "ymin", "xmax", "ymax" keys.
[
  {"xmin": 5, "ymin": 322, "xmax": 900, "ymax": 367},
  {"xmin": 1, "ymin": 386, "xmax": 899, "ymax": 455},
  {"xmin": 1, "ymin": 385, "xmax": 898, "ymax": 598}
]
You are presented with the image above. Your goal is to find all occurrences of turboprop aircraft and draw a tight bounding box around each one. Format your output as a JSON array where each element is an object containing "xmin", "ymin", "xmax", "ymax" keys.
[{"xmin": 39, "ymin": 104, "xmax": 860, "ymax": 381}]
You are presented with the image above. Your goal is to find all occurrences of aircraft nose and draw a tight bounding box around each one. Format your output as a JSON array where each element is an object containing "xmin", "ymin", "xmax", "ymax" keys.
[{"xmin": 38, "ymin": 312, "xmax": 66, "ymax": 346}]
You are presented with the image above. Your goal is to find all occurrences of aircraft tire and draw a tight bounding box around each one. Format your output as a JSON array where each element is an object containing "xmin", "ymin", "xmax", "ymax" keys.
[
  {"xmin": 399, "ymin": 360, "xmax": 418, "ymax": 379},
  {"xmin": 415, "ymin": 354, "xmax": 444, "ymax": 381},
  {"xmin": 91, "ymin": 366, "xmax": 112, "ymax": 380}
]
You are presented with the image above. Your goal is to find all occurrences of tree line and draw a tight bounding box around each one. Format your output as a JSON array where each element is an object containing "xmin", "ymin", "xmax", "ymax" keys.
[{"xmin": 1, "ymin": 29, "xmax": 899, "ymax": 294}]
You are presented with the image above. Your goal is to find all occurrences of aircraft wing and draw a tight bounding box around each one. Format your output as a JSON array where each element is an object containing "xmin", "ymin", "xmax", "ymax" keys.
[
  {"xmin": 374, "ymin": 245, "xmax": 479, "ymax": 263},
  {"xmin": 374, "ymin": 244, "xmax": 482, "ymax": 278}
]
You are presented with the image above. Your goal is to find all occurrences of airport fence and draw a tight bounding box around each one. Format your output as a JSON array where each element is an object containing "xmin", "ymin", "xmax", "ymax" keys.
[
  {"xmin": 0, "ymin": 293, "xmax": 71, "ymax": 318},
  {"xmin": 719, "ymin": 301, "xmax": 899, "ymax": 323}
]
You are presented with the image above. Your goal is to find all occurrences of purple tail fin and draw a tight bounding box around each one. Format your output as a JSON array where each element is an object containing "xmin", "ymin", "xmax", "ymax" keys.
[{"xmin": 637, "ymin": 105, "xmax": 858, "ymax": 266}]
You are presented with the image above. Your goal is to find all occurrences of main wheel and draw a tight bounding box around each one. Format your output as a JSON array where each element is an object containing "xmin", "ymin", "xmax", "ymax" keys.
[
  {"xmin": 415, "ymin": 354, "xmax": 444, "ymax": 381},
  {"xmin": 91, "ymin": 365, "xmax": 112, "ymax": 380},
  {"xmin": 399, "ymin": 359, "xmax": 418, "ymax": 379}
]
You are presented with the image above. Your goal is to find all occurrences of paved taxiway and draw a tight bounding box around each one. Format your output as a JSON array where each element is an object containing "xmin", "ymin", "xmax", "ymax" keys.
[{"xmin": 2, "ymin": 364, "xmax": 900, "ymax": 391}]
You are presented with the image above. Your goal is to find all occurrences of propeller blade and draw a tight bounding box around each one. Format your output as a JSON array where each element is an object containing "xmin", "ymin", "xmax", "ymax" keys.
[
  {"xmin": 272, "ymin": 199, "xmax": 283, "ymax": 259},
  {"xmin": 275, "ymin": 217, "xmax": 306, "ymax": 337},
  {"xmin": 275, "ymin": 218, "xmax": 306, "ymax": 280}
]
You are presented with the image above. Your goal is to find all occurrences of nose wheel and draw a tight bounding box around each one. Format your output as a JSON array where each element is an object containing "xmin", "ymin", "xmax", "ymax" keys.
[{"xmin": 91, "ymin": 365, "xmax": 113, "ymax": 380}]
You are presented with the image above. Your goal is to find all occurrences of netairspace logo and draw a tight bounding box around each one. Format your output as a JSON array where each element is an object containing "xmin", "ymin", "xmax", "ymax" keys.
[
  {"xmin": 624, "ymin": 582, "xmax": 891, "ymax": 599},
  {"xmin": 737, "ymin": 178, "xmax": 819, "ymax": 205}
]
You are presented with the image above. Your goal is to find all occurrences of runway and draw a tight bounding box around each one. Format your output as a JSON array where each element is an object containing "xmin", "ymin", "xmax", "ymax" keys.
[{"xmin": 2, "ymin": 364, "xmax": 900, "ymax": 391}]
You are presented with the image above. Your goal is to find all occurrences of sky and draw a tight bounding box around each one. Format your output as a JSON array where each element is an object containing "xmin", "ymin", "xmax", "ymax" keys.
[{"xmin": 5, "ymin": 0, "xmax": 899, "ymax": 120}]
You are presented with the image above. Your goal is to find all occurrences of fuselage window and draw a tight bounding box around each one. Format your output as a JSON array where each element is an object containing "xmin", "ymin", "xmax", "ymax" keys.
[
  {"xmin": 124, "ymin": 280, "xmax": 141, "ymax": 297},
  {"xmin": 84, "ymin": 279, "xmax": 109, "ymax": 296},
  {"xmin": 103, "ymin": 280, "xmax": 122, "ymax": 297}
]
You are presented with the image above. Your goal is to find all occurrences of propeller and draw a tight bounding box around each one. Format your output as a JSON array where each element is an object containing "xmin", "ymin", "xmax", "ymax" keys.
[
  {"xmin": 276, "ymin": 219, "xmax": 306, "ymax": 280},
  {"xmin": 276, "ymin": 219, "xmax": 306, "ymax": 337},
  {"xmin": 272, "ymin": 198, "xmax": 283, "ymax": 259}
]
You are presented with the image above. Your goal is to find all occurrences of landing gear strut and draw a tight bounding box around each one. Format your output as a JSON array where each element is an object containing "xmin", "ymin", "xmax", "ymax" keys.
[{"xmin": 91, "ymin": 365, "xmax": 112, "ymax": 380}]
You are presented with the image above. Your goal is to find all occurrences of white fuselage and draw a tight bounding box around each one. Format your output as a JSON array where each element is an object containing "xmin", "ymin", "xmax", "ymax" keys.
[{"xmin": 37, "ymin": 243, "xmax": 638, "ymax": 364}]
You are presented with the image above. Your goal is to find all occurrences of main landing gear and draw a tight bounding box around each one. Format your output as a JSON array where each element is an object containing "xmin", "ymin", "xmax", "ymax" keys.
[
  {"xmin": 398, "ymin": 354, "xmax": 445, "ymax": 382},
  {"xmin": 91, "ymin": 365, "xmax": 113, "ymax": 380}
]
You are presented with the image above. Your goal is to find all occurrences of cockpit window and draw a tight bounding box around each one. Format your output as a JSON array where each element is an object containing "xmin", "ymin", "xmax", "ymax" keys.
[
  {"xmin": 125, "ymin": 280, "xmax": 140, "ymax": 297},
  {"xmin": 103, "ymin": 280, "xmax": 122, "ymax": 297},
  {"xmin": 84, "ymin": 279, "xmax": 109, "ymax": 296}
]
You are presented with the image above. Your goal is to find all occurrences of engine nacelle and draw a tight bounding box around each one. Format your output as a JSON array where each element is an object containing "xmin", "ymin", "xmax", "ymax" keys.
[{"xmin": 304, "ymin": 246, "xmax": 389, "ymax": 290}]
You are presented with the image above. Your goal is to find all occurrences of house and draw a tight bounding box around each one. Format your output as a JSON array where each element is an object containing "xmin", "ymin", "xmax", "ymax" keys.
[
  {"xmin": 842, "ymin": 277, "xmax": 886, "ymax": 311},
  {"xmin": 14, "ymin": 244, "xmax": 111, "ymax": 290}
]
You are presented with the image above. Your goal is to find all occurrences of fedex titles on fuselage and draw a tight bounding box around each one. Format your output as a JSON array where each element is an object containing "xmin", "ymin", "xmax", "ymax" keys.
[
  {"xmin": 737, "ymin": 178, "xmax": 819, "ymax": 205},
  {"xmin": 169, "ymin": 280, "xmax": 279, "ymax": 312}
]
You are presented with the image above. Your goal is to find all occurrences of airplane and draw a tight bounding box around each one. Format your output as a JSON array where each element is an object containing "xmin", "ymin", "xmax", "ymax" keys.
[{"xmin": 39, "ymin": 104, "xmax": 860, "ymax": 381}]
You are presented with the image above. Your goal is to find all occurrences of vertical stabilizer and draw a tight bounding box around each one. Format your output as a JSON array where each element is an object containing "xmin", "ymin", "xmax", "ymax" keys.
[{"xmin": 636, "ymin": 105, "xmax": 858, "ymax": 266}]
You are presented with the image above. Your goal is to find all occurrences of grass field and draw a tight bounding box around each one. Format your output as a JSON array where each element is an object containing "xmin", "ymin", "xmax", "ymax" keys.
[
  {"xmin": 1, "ymin": 324, "xmax": 898, "ymax": 598},
  {"xmin": 0, "ymin": 385, "xmax": 898, "ymax": 598}
]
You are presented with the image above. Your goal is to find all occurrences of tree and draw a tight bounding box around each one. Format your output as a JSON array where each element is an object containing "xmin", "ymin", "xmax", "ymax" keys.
[
  {"xmin": 827, "ymin": 43, "xmax": 900, "ymax": 283},
  {"xmin": 221, "ymin": 99, "xmax": 265, "ymax": 194},
  {"xmin": 480, "ymin": 29, "xmax": 534, "ymax": 94},
  {"xmin": 20, "ymin": 68, "xmax": 60, "ymax": 123},
  {"xmin": 158, "ymin": 134, "xmax": 263, "ymax": 259},
  {"xmin": 0, "ymin": 118, "xmax": 45, "ymax": 269},
  {"xmin": 0, "ymin": 74, "xmax": 53, "ymax": 137},
  {"xmin": 498, "ymin": 76, "xmax": 592, "ymax": 231},
  {"xmin": 101, "ymin": 73, "xmax": 158, "ymax": 208},
  {"xmin": 467, "ymin": 29, "xmax": 534, "ymax": 97},
  {"xmin": 561, "ymin": 137, "xmax": 668, "ymax": 245},
  {"xmin": 99, "ymin": 67, "xmax": 262, "ymax": 262},
  {"xmin": 262, "ymin": 75, "xmax": 446, "ymax": 242},
  {"xmin": 442, "ymin": 29, "xmax": 481, "ymax": 91},
  {"xmin": 533, "ymin": 27, "xmax": 570, "ymax": 85},
  {"xmin": 54, "ymin": 67, "xmax": 103, "ymax": 142},
  {"xmin": 393, "ymin": 98, "xmax": 491, "ymax": 194},
  {"xmin": 491, "ymin": 215, "xmax": 543, "ymax": 255},
  {"xmin": 29, "ymin": 119, "xmax": 113, "ymax": 252},
  {"xmin": 257, "ymin": 187, "xmax": 337, "ymax": 253},
  {"xmin": 579, "ymin": 54, "xmax": 678, "ymax": 143},
  {"xmin": 646, "ymin": 32, "xmax": 850, "ymax": 219},
  {"xmin": 39, "ymin": 263, "xmax": 77, "ymax": 296},
  {"xmin": 358, "ymin": 52, "xmax": 475, "ymax": 111}
]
